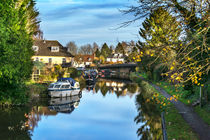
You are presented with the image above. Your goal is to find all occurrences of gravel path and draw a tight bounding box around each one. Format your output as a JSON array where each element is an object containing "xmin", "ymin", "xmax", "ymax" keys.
[{"xmin": 149, "ymin": 82, "xmax": 210, "ymax": 140}]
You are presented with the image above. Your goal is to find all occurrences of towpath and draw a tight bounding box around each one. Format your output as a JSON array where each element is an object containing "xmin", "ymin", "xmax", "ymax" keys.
[{"xmin": 139, "ymin": 76, "xmax": 210, "ymax": 140}]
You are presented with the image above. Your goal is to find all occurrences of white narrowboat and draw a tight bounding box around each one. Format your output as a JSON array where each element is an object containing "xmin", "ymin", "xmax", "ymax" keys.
[{"xmin": 48, "ymin": 78, "xmax": 81, "ymax": 98}]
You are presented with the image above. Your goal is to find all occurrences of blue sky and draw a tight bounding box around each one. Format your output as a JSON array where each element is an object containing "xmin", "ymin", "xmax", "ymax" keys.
[{"xmin": 36, "ymin": 0, "xmax": 141, "ymax": 47}]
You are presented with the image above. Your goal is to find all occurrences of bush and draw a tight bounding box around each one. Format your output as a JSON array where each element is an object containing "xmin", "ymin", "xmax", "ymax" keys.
[{"xmin": 68, "ymin": 67, "xmax": 80, "ymax": 78}]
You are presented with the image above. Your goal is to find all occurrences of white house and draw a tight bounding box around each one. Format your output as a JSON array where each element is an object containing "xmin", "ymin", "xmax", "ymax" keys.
[{"xmin": 106, "ymin": 53, "xmax": 125, "ymax": 63}]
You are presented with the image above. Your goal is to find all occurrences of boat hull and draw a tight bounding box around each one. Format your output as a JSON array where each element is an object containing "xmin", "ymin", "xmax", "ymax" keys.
[{"xmin": 48, "ymin": 89, "xmax": 81, "ymax": 98}]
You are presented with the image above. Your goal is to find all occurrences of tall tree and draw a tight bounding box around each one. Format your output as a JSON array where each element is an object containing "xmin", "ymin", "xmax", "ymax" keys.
[
  {"xmin": 93, "ymin": 42, "xmax": 99, "ymax": 52},
  {"xmin": 66, "ymin": 41, "xmax": 77, "ymax": 55},
  {"xmin": 95, "ymin": 48, "xmax": 101, "ymax": 57},
  {"xmin": 123, "ymin": 0, "xmax": 209, "ymax": 83},
  {"xmin": 101, "ymin": 43, "xmax": 111, "ymax": 58},
  {"xmin": 78, "ymin": 44, "xmax": 93, "ymax": 55},
  {"xmin": 0, "ymin": 0, "xmax": 40, "ymax": 104},
  {"xmin": 127, "ymin": 46, "xmax": 138, "ymax": 62},
  {"xmin": 109, "ymin": 45, "xmax": 114, "ymax": 54},
  {"xmin": 16, "ymin": 0, "xmax": 41, "ymax": 36},
  {"xmin": 138, "ymin": 7, "xmax": 181, "ymax": 66},
  {"xmin": 115, "ymin": 42, "xmax": 125, "ymax": 55}
]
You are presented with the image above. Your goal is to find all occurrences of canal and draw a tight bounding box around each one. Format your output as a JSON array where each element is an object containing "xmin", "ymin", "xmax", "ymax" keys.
[{"xmin": 0, "ymin": 78, "xmax": 163, "ymax": 140}]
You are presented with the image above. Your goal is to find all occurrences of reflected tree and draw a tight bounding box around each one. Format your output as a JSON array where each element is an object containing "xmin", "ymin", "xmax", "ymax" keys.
[
  {"xmin": 126, "ymin": 83, "xmax": 138, "ymax": 94},
  {"xmin": 135, "ymin": 81, "xmax": 163, "ymax": 140},
  {"xmin": 0, "ymin": 107, "xmax": 32, "ymax": 140}
]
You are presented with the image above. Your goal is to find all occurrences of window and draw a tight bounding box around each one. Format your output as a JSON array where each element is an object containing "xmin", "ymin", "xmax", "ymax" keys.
[
  {"xmin": 33, "ymin": 75, "xmax": 39, "ymax": 81},
  {"xmin": 49, "ymin": 58, "xmax": 52, "ymax": 64},
  {"xmin": 32, "ymin": 46, "xmax": 39, "ymax": 52},
  {"xmin": 34, "ymin": 69, "xmax": 39, "ymax": 75},
  {"xmin": 65, "ymin": 85, "xmax": 70, "ymax": 88},
  {"xmin": 88, "ymin": 57, "xmax": 91, "ymax": 61},
  {"xmin": 54, "ymin": 85, "xmax": 61, "ymax": 88},
  {"xmin": 49, "ymin": 84, "xmax": 54, "ymax": 88},
  {"xmin": 51, "ymin": 46, "xmax": 59, "ymax": 52},
  {"xmin": 62, "ymin": 58, "xmax": 66, "ymax": 64},
  {"xmin": 33, "ymin": 69, "xmax": 40, "ymax": 81},
  {"xmin": 61, "ymin": 85, "xmax": 66, "ymax": 89}
]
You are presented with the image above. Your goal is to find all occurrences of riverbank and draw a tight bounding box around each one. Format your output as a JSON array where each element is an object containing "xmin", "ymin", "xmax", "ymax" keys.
[
  {"xmin": 130, "ymin": 72, "xmax": 210, "ymax": 139},
  {"xmin": 136, "ymin": 72, "xmax": 210, "ymax": 125},
  {"xmin": 26, "ymin": 82, "xmax": 48, "ymax": 98}
]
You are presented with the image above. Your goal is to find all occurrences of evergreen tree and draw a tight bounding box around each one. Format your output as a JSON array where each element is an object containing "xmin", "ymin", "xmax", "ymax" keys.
[
  {"xmin": 127, "ymin": 47, "xmax": 138, "ymax": 62},
  {"xmin": 101, "ymin": 43, "xmax": 111, "ymax": 58},
  {"xmin": 124, "ymin": 0, "xmax": 209, "ymax": 85},
  {"xmin": 138, "ymin": 7, "xmax": 181, "ymax": 67},
  {"xmin": 115, "ymin": 42, "xmax": 125, "ymax": 55}
]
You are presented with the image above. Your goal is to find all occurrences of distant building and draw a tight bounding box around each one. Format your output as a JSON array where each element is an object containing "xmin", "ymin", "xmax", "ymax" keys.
[
  {"xmin": 106, "ymin": 53, "xmax": 125, "ymax": 63},
  {"xmin": 73, "ymin": 54, "xmax": 95, "ymax": 67}
]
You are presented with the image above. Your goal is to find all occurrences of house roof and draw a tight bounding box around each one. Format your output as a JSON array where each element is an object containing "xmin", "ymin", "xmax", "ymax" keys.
[
  {"xmin": 75, "ymin": 54, "xmax": 94, "ymax": 62},
  {"xmin": 33, "ymin": 40, "xmax": 74, "ymax": 57}
]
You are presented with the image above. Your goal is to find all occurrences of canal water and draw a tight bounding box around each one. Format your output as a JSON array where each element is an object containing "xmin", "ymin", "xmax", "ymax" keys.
[{"xmin": 0, "ymin": 78, "xmax": 163, "ymax": 140}]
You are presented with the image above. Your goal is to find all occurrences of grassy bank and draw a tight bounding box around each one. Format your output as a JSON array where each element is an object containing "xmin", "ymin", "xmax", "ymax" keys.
[
  {"xmin": 165, "ymin": 104, "xmax": 198, "ymax": 140},
  {"xmin": 137, "ymin": 72, "xmax": 210, "ymax": 124},
  {"xmin": 26, "ymin": 82, "xmax": 48, "ymax": 98},
  {"xmin": 130, "ymin": 73, "xmax": 198, "ymax": 139},
  {"xmin": 194, "ymin": 106, "xmax": 210, "ymax": 125}
]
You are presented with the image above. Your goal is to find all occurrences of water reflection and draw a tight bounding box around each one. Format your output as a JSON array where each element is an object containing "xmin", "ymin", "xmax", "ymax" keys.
[
  {"xmin": 27, "ymin": 94, "xmax": 82, "ymax": 133},
  {"xmin": 135, "ymin": 81, "xmax": 163, "ymax": 140},
  {"xmin": 93, "ymin": 78, "xmax": 139, "ymax": 98},
  {"xmin": 0, "ymin": 78, "xmax": 163, "ymax": 140},
  {"xmin": 48, "ymin": 95, "xmax": 81, "ymax": 114},
  {"xmin": 0, "ymin": 107, "xmax": 31, "ymax": 139}
]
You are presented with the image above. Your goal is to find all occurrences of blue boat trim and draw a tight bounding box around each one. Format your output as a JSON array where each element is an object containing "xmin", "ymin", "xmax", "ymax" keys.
[{"xmin": 48, "ymin": 89, "xmax": 74, "ymax": 91}]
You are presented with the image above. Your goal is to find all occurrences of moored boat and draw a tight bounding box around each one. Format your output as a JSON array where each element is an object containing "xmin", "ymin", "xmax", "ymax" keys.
[
  {"xmin": 48, "ymin": 78, "xmax": 81, "ymax": 98},
  {"xmin": 83, "ymin": 69, "xmax": 98, "ymax": 85}
]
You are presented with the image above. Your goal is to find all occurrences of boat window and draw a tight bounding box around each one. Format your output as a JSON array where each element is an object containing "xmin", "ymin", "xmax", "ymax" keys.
[
  {"xmin": 65, "ymin": 85, "xmax": 70, "ymax": 88},
  {"xmin": 54, "ymin": 85, "xmax": 61, "ymax": 88},
  {"xmin": 61, "ymin": 85, "xmax": 66, "ymax": 89},
  {"xmin": 49, "ymin": 84, "xmax": 54, "ymax": 88}
]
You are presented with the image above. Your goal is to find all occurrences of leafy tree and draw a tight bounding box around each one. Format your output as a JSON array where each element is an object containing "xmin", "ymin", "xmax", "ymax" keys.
[
  {"xmin": 133, "ymin": 7, "xmax": 182, "ymax": 81},
  {"xmin": 138, "ymin": 7, "xmax": 181, "ymax": 67},
  {"xmin": 115, "ymin": 42, "xmax": 125, "ymax": 55},
  {"xmin": 0, "ymin": 0, "xmax": 40, "ymax": 104},
  {"xmin": 101, "ymin": 43, "xmax": 111, "ymax": 58},
  {"xmin": 66, "ymin": 41, "xmax": 77, "ymax": 55},
  {"xmin": 127, "ymin": 47, "xmax": 138, "ymax": 62},
  {"xmin": 99, "ymin": 55, "xmax": 105, "ymax": 64},
  {"xmin": 16, "ymin": 0, "xmax": 41, "ymax": 36},
  {"xmin": 124, "ymin": 0, "xmax": 209, "ymax": 84}
]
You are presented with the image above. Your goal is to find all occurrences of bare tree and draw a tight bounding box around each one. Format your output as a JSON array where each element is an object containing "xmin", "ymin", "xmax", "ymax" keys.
[
  {"xmin": 93, "ymin": 42, "xmax": 99, "ymax": 52},
  {"xmin": 78, "ymin": 44, "xmax": 93, "ymax": 55},
  {"xmin": 66, "ymin": 41, "xmax": 77, "ymax": 55}
]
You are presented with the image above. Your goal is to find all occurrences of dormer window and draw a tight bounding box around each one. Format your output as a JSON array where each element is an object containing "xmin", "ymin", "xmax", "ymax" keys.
[
  {"xmin": 32, "ymin": 46, "xmax": 39, "ymax": 52},
  {"xmin": 88, "ymin": 57, "xmax": 91, "ymax": 61},
  {"xmin": 51, "ymin": 46, "xmax": 59, "ymax": 52}
]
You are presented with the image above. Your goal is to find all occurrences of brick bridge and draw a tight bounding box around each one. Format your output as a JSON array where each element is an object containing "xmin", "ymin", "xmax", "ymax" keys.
[{"xmin": 98, "ymin": 63, "xmax": 137, "ymax": 79}]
